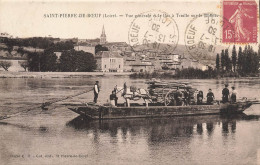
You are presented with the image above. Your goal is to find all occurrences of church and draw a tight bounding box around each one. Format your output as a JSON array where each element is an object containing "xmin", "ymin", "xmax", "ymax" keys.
[
  {"xmin": 95, "ymin": 26, "xmax": 125, "ymax": 72},
  {"xmin": 100, "ymin": 25, "xmax": 107, "ymax": 45},
  {"xmin": 100, "ymin": 26, "xmax": 131, "ymax": 53}
]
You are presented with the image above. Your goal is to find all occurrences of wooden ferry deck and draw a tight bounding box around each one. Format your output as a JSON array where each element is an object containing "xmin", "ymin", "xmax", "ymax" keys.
[{"xmin": 67, "ymin": 102, "xmax": 253, "ymax": 120}]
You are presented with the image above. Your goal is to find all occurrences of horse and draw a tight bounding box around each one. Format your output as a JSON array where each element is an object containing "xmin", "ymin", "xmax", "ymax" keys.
[{"xmin": 114, "ymin": 85, "xmax": 150, "ymax": 107}]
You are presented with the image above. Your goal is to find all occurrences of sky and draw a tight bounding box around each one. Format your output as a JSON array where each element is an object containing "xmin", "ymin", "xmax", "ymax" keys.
[
  {"xmin": 0, "ymin": 0, "xmax": 259, "ymax": 49},
  {"xmin": 0, "ymin": 1, "xmax": 222, "ymax": 40}
]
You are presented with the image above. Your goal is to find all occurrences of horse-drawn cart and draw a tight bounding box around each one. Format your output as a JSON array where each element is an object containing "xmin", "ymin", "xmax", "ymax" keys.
[{"xmin": 116, "ymin": 79, "xmax": 198, "ymax": 107}]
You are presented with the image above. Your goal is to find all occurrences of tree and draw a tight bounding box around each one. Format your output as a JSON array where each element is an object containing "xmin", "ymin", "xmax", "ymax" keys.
[
  {"xmin": 259, "ymin": 44, "xmax": 260, "ymax": 56},
  {"xmin": 258, "ymin": 45, "xmax": 260, "ymax": 73},
  {"xmin": 242, "ymin": 45, "xmax": 255, "ymax": 74},
  {"xmin": 7, "ymin": 46, "xmax": 13, "ymax": 54},
  {"xmin": 216, "ymin": 53, "xmax": 220, "ymax": 71},
  {"xmin": 95, "ymin": 44, "xmax": 108, "ymax": 54},
  {"xmin": 242, "ymin": 45, "xmax": 248, "ymax": 74},
  {"xmin": 246, "ymin": 45, "xmax": 254, "ymax": 73},
  {"xmin": 27, "ymin": 52, "xmax": 42, "ymax": 71},
  {"xmin": 59, "ymin": 50, "xmax": 76, "ymax": 72},
  {"xmin": 237, "ymin": 46, "xmax": 243, "ymax": 73},
  {"xmin": 220, "ymin": 49, "xmax": 225, "ymax": 71},
  {"xmin": 53, "ymin": 41, "xmax": 74, "ymax": 51},
  {"xmin": 59, "ymin": 50, "xmax": 96, "ymax": 72},
  {"xmin": 224, "ymin": 49, "xmax": 232, "ymax": 71},
  {"xmin": 40, "ymin": 48, "xmax": 58, "ymax": 71},
  {"xmin": 27, "ymin": 48, "xmax": 58, "ymax": 72},
  {"xmin": 18, "ymin": 61, "xmax": 28, "ymax": 71},
  {"xmin": 0, "ymin": 61, "xmax": 12, "ymax": 71},
  {"xmin": 231, "ymin": 45, "xmax": 237, "ymax": 72},
  {"xmin": 17, "ymin": 47, "xmax": 23, "ymax": 53},
  {"xmin": 74, "ymin": 51, "xmax": 96, "ymax": 72},
  {"xmin": 256, "ymin": 45, "xmax": 260, "ymax": 73},
  {"xmin": 252, "ymin": 52, "xmax": 259, "ymax": 73}
]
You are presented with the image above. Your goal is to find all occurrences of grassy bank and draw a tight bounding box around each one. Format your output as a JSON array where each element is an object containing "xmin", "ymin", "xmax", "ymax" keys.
[
  {"xmin": 130, "ymin": 68, "xmax": 260, "ymax": 79},
  {"xmin": 1, "ymin": 70, "xmax": 258, "ymax": 79},
  {"xmin": 130, "ymin": 68, "xmax": 217, "ymax": 79}
]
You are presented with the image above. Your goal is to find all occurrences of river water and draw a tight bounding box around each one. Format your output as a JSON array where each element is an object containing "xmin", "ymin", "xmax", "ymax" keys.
[{"xmin": 0, "ymin": 76, "xmax": 259, "ymax": 165}]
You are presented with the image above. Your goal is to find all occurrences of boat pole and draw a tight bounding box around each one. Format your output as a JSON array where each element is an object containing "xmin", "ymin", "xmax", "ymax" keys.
[{"xmin": 41, "ymin": 88, "xmax": 93, "ymax": 110}]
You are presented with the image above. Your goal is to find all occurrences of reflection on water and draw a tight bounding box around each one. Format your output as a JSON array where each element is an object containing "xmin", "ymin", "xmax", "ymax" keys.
[
  {"xmin": 66, "ymin": 114, "xmax": 259, "ymax": 140},
  {"xmin": 0, "ymin": 77, "xmax": 260, "ymax": 165},
  {"xmin": 64, "ymin": 114, "xmax": 260, "ymax": 164}
]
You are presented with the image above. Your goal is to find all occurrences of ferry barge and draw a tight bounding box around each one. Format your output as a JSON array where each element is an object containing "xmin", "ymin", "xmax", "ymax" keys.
[{"xmin": 67, "ymin": 101, "xmax": 253, "ymax": 120}]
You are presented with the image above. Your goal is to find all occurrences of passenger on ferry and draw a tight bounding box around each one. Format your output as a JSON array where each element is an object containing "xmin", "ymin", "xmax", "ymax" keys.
[
  {"xmin": 230, "ymin": 86, "xmax": 238, "ymax": 103},
  {"xmin": 222, "ymin": 84, "xmax": 229, "ymax": 103},
  {"xmin": 187, "ymin": 88, "xmax": 193, "ymax": 105},
  {"xmin": 175, "ymin": 87, "xmax": 183, "ymax": 106},
  {"xmin": 110, "ymin": 90, "xmax": 118, "ymax": 106},
  {"xmin": 206, "ymin": 89, "xmax": 215, "ymax": 105},
  {"xmin": 93, "ymin": 81, "xmax": 100, "ymax": 103},
  {"xmin": 197, "ymin": 91, "xmax": 203, "ymax": 105},
  {"xmin": 183, "ymin": 88, "xmax": 189, "ymax": 106},
  {"xmin": 122, "ymin": 82, "xmax": 127, "ymax": 96}
]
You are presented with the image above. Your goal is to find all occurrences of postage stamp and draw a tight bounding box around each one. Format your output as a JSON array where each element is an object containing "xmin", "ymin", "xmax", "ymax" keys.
[
  {"xmin": 184, "ymin": 13, "xmax": 234, "ymax": 65},
  {"xmin": 128, "ymin": 10, "xmax": 179, "ymax": 53},
  {"xmin": 223, "ymin": 0, "xmax": 258, "ymax": 43}
]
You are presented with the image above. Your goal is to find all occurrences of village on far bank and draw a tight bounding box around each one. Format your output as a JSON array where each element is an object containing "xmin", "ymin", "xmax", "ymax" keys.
[
  {"xmin": 0, "ymin": 26, "xmax": 209, "ymax": 74},
  {"xmin": 0, "ymin": 26, "xmax": 259, "ymax": 79}
]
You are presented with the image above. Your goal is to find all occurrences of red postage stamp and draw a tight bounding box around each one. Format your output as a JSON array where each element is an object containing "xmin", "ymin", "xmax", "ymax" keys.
[{"xmin": 222, "ymin": 0, "xmax": 258, "ymax": 43}]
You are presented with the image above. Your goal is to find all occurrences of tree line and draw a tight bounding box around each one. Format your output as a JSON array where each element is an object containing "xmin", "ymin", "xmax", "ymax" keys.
[
  {"xmin": 0, "ymin": 36, "xmax": 109, "ymax": 71},
  {"xmin": 24, "ymin": 44, "xmax": 107, "ymax": 72},
  {"xmin": 0, "ymin": 51, "xmax": 96, "ymax": 72},
  {"xmin": 1, "ymin": 37, "xmax": 75, "ymax": 50},
  {"xmin": 27, "ymin": 49, "xmax": 96, "ymax": 72},
  {"xmin": 130, "ymin": 68, "xmax": 217, "ymax": 79},
  {"xmin": 216, "ymin": 45, "xmax": 260, "ymax": 77}
]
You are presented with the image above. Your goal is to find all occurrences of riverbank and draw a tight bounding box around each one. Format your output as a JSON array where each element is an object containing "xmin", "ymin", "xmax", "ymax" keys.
[
  {"xmin": 0, "ymin": 71, "xmax": 132, "ymax": 78},
  {"xmin": 130, "ymin": 69, "xmax": 217, "ymax": 79},
  {"xmin": 1, "ymin": 71, "xmax": 259, "ymax": 79},
  {"xmin": 130, "ymin": 69, "xmax": 260, "ymax": 79}
]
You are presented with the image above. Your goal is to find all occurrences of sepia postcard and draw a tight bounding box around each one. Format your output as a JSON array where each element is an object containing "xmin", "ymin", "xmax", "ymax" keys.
[{"xmin": 0, "ymin": 0, "xmax": 259, "ymax": 165}]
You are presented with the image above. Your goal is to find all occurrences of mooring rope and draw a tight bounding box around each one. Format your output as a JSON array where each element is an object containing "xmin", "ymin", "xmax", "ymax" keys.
[
  {"xmin": 41, "ymin": 88, "xmax": 93, "ymax": 108},
  {"xmin": 0, "ymin": 88, "xmax": 93, "ymax": 120}
]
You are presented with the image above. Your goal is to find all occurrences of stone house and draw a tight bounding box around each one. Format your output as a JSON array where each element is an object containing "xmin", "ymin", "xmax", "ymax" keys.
[
  {"xmin": 129, "ymin": 58, "xmax": 155, "ymax": 73},
  {"xmin": 95, "ymin": 51, "xmax": 124, "ymax": 72},
  {"xmin": 130, "ymin": 63, "xmax": 155, "ymax": 73},
  {"xmin": 157, "ymin": 53, "xmax": 180, "ymax": 69},
  {"xmin": 178, "ymin": 57, "xmax": 208, "ymax": 71}
]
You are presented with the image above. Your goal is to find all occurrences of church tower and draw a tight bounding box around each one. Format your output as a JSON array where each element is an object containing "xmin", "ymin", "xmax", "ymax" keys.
[{"xmin": 100, "ymin": 25, "xmax": 107, "ymax": 45}]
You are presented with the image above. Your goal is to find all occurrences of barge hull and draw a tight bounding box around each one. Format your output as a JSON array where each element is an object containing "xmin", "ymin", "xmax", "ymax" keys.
[{"xmin": 68, "ymin": 102, "xmax": 251, "ymax": 120}]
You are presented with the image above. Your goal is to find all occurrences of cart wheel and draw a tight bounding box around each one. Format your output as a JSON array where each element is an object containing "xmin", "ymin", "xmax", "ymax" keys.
[
  {"xmin": 164, "ymin": 90, "xmax": 175, "ymax": 106},
  {"xmin": 133, "ymin": 96, "xmax": 141, "ymax": 101}
]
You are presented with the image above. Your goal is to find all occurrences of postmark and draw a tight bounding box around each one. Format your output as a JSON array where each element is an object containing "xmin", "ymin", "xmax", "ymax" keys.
[
  {"xmin": 128, "ymin": 10, "xmax": 179, "ymax": 53},
  {"xmin": 223, "ymin": 0, "xmax": 258, "ymax": 43},
  {"xmin": 184, "ymin": 13, "xmax": 234, "ymax": 65}
]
